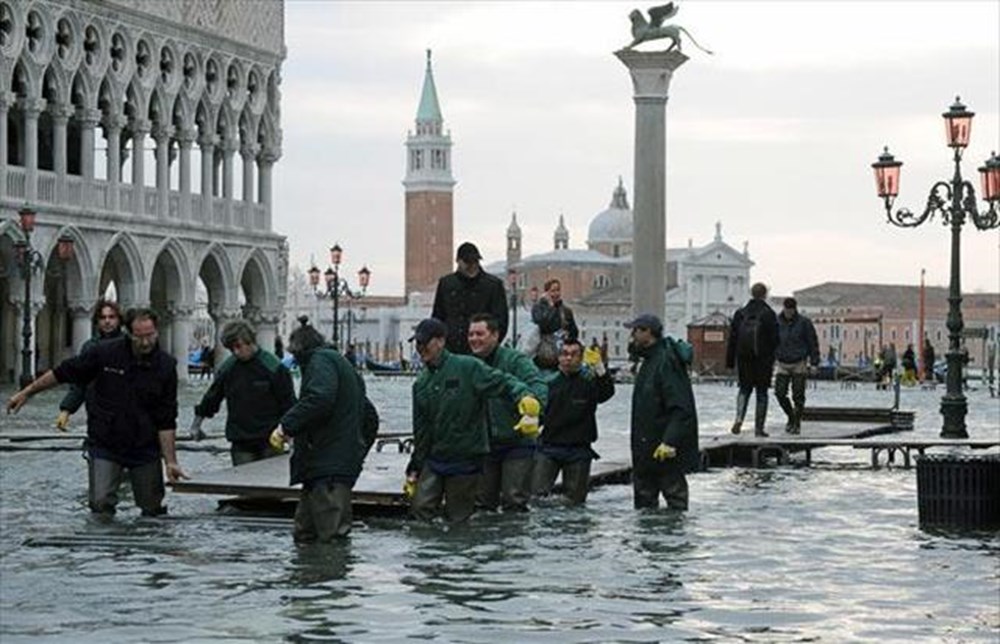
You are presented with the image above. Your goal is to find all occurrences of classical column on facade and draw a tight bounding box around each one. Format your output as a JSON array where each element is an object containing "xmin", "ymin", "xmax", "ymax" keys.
[
  {"xmin": 257, "ymin": 148, "xmax": 278, "ymax": 216},
  {"xmin": 130, "ymin": 119, "xmax": 150, "ymax": 215},
  {"xmin": 102, "ymin": 114, "xmax": 125, "ymax": 211},
  {"xmin": 251, "ymin": 309, "xmax": 281, "ymax": 359},
  {"xmin": 0, "ymin": 91, "xmax": 12, "ymax": 200},
  {"xmin": 685, "ymin": 274, "xmax": 694, "ymax": 323},
  {"xmin": 77, "ymin": 107, "xmax": 102, "ymax": 182},
  {"xmin": 221, "ymin": 138, "xmax": 236, "ymax": 199},
  {"xmin": 701, "ymin": 272, "xmax": 709, "ymax": 317},
  {"xmin": 199, "ymin": 132, "xmax": 217, "ymax": 222},
  {"xmin": 176, "ymin": 128, "xmax": 195, "ymax": 221},
  {"xmin": 51, "ymin": 103, "xmax": 73, "ymax": 200},
  {"xmin": 152, "ymin": 122, "xmax": 174, "ymax": 219},
  {"xmin": 208, "ymin": 304, "xmax": 243, "ymax": 364},
  {"xmin": 240, "ymin": 143, "xmax": 258, "ymax": 203},
  {"xmin": 67, "ymin": 301, "xmax": 94, "ymax": 353},
  {"xmin": 165, "ymin": 303, "xmax": 195, "ymax": 382},
  {"xmin": 615, "ymin": 49, "xmax": 687, "ymax": 319},
  {"xmin": 21, "ymin": 97, "xmax": 47, "ymax": 202}
]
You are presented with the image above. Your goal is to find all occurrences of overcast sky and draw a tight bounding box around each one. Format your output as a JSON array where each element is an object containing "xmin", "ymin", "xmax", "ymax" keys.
[{"xmin": 273, "ymin": 1, "xmax": 1000, "ymax": 299}]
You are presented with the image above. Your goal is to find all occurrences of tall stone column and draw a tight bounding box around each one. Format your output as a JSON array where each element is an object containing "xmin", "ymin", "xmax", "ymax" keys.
[
  {"xmin": 177, "ymin": 128, "xmax": 195, "ymax": 220},
  {"xmin": 199, "ymin": 133, "xmax": 216, "ymax": 221},
  {"xmin": 68, "ymin": 302, "xmax": 93, "ymax": 353},
  {"xmin": 241, "ymin": 144, "xmax": 258, "ymax": 202},
  {"xmin": 616, "ymin": 49, "xmax": 687, "ymax": 319},
  {"xmin": 131, "ymin": 119, "xmax": 150, "ymax": 215},
  {"xmin": 167, "ymin": 305, "xmax": 194, "ymax": 382},
  {"xmin": 152, "ymin": 123, "xmax": 173, "ymax": 219},
  {"xmin": 103, "ymin": 114, "xmax": 125, "ymax": 211},
  {"xmin": 77, "ymin": 107, "xmax": 101, "ymax": 182},
  {"xmin": 221, "ymin": 139, "xmax": 236, "ymax": 199},
  {"xmin": 0, "ymin": 92, "xmax": 12, "ymax": 200},
  {"xmin": 22, "ymin": 98, "xmax": 47, "ymax": 202},
  {"xmin": 52, "ymin": 104, "xmax": 72, "ymax": 201}
]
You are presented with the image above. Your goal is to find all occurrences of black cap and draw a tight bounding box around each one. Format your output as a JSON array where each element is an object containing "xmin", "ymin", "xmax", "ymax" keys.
[
  {"xmin": 783, "ymin": 297, "xmax": 797, "ymax": 309},
  {"xmin": 456, "ymin": 242, "xmax": 482, "ymax": 262},
  {"xmin": 409, "ymin": 318, "xmax": 448, "ymax": 344},
  {"xmin": 623, "ymin": 313, "xmax": 663, "ymax": 335}
]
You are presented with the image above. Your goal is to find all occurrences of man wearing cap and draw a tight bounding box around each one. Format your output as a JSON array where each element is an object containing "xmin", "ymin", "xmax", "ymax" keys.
[
  {"xmin": 624, "ymin": 313, "xmax": 699, "ymax": 511},
  {"xmin": 774, "ymin": 297, "xmax": 820, "ymax": 434},
  {"xmin": 405, "ymin": 317, "xmax": 541, "ymax": 522},
  {"xmin": 431, "ymin": 241, "xmax": 509, "ymax": 355}
]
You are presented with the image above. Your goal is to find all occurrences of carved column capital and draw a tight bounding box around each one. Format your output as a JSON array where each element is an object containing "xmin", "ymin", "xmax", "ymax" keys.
[{"xmin": 152, "ymin": 123, "xmax": 175, "ymax": 143}]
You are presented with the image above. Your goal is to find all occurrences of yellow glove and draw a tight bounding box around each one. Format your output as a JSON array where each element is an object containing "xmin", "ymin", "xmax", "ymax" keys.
[
  {"xmin": 652, "ymin": 443, "xmax": 676, "ymax": 461},
  {"xmin": 583, "ymin": 346, "xmax": 606, "ymax": 376},
  {"xmin": 513, "ymin": 414, "xmax": 541, "ymax": 438},
  {"xmin": 402, "ymin": 477, "xmax": 417, "ymax": 500},
  {"xmin": 269, "ymin": 427, "xmax": 287, "ymax": 452},
  {"xmin": 517, "ymin": 395, "xmax": 541, "ymax": 417},
  {"xmin": 55, "ymin": 410, "xmax": 71, "ymax": 432}
]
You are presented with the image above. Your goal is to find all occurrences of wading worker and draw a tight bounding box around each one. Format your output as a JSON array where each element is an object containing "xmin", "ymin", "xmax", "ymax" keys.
[
  {"xmin": 625, "ymin": 314, "xmax": 699, "ymax": 511},
  {"xmin": 55, "ymin": 298, "xmax": 124, "ymax": 431},
  {"xmin": 431, "ymin": 241, "xmax": 509, "ymax": 354},
  {"xmin": 533, "ymin": 339, "xmax": 615, "ymax": 505},
  {"xmin": 405, "ymin": 318, "xmax": 540, "ymax": 523},
  {"xmin": 7, "ymin": 308, "xmax": 186, "ymax": 517},
  {"xmin": 190, "ymin": 320, "xmax": 296, "ymax": 465},
  {"xmin": 467, "ymin": 313, "xmax": 548, "ymax": 512},
  {"xmin": 269, "ymin": 318, "xmax": 365, "ymax": 542}
]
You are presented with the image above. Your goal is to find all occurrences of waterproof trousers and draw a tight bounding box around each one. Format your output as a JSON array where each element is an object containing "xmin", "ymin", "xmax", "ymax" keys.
[
  {"xmin": 774, "ymin": 360, "xmax": 808, "ymax": 432},
  {"xmin": 411, "ymin": 466, "xmax": 479, "ymax": 523},
  {"xmin": 87, "ymin": 455, "xmax": 165, "ymax": 516},
  {"xmin": 632, "ymin": 466, "xmax": 689, "ymax": 511},
  {"xmin": 477, "ymin": 450, "xmax": 534, "ymax": 512},
  {"xmin": 532, "ymin": 452, "xmax": 592, "ymax": 505},
  {"xmin": 294, "ymin": 480, "xmax": 353, "ymax": 542}
]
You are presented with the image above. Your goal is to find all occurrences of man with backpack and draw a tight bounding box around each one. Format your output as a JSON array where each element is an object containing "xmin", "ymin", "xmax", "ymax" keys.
[
  {"xmin": 726, "ymin": 283, "xmax": 779, "ymax": 437},
  {"xmin": 625, "ymin": 314, "xmax": 699, "ymax": 511}
]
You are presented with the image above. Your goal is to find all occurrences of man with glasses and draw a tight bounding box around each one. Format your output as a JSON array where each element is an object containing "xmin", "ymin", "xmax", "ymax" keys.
[
  {"xmin": 7, "ymin": 308, "xmax": 186, "ymax": 517},
  {"xmin": 55, "ymin": 298, "xmax": 124, "ymax": 431}
]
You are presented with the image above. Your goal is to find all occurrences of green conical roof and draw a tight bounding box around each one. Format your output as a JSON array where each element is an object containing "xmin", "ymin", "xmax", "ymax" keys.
[{"xmin": 416, "ymin": 49, "xmax": 443, "ymax": 123}]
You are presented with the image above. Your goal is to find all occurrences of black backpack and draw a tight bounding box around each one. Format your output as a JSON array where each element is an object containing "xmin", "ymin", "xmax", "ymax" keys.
[{"xmin": 736, "ymin": 308, "xmax": 761, "ymax": 358}]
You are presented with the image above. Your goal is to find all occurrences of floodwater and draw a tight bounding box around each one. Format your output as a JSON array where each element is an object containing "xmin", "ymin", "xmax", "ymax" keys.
[{"xmin": 1, "ymin": 378, "xmax": 998, "ymax": 642}]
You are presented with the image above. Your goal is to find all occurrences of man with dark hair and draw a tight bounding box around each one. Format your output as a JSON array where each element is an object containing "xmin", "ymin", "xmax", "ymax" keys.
[
  {"xmin": 270, "ymin": 317, "xmax": 365, "ymax": 542},
  {"xmin": 533, "ymin": 338, "xmax": 615, "ymax": 505},
  {"xmin": 726, "ymin": 282, "xmax": 779, "ymax": 436},
  {"xmin": 7, "ymin": 307, "xmax": 186, "ymax": 517},
  {"xmin": 624, "ymin": 313, "xmax": 699, "ymax": 510},
  {"xmin": 774, "ymin": 297, "xmax": 820, "ymax": 434},
  {"xmin": 55, "ymin": 298, "xmax": 124, "ymax": 431},
  {"xmin": 467, "ymin": 312, "xmax": 548, "ymax": 512},
  {"xmin": 191, "ymin": 319, "xmax": 296, "ymax": 465},
  {"xmin": 431, "ymin": 241, "xmax": 508, "ymax": 354},
  {"xmin": 405, "ymin": 317, "xmax": 540, "ymax": 523}
]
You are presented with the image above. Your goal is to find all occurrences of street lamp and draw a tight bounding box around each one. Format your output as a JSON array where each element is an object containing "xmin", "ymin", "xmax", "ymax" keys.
[
  {"xmin": 871, "ymin": 96, "xmax": 1000, "ymax": 438},
  {"xmin": 12, "ymin": 206, "xmax": 74, "ymax": 387},
  {"xmin": 507, "ymin": 268, "xmax": 519, "ymax": 349},
  {"xmin": 307, "ymin": 243, "xmax": 370, "ymax": 351}
]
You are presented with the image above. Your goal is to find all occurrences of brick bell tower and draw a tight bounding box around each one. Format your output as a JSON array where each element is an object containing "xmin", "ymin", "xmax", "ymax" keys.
[{"xmin": 404, "ymin": 49, "xmax": 455, "ymax": 296}]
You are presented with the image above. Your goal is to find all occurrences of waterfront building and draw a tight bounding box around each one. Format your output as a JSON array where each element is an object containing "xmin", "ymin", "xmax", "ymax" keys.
[{"xmin": 0, "ymin": 0, "xmax": 288, "ymax": 383}]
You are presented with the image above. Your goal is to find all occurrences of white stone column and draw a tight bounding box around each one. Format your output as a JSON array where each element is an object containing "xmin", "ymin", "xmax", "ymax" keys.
[
  {"xmin": 68, "ymin": 302, "xmax": 94, "ymax": 352},
  {"xmin": 221, "ymin": 139, "xmax": 236, "ymax": 199},
  {"xmin": 77, "ymin": 107, "xmax": 101, "ymax": 182},
  {"xmin": 241, "ymin": 144, "xmax": 258, "ymax": 202},
  {"xmin": 152, "ymin": 123, "xmax": 173, "ymax": 219},
  {"xmin": 103, "ymin": 115, "xmax": 124, "ymax": 211},
  {"xmin": 177, "ymin": 128, "xmax": 195, "ymax": 220},
  {"xmin": 52, "ymin": 104, "xmax": 72, "ymax": 201},
  {"xmin": 616, "ymin": 49, "xmax": 687, "ymax": 319},
  {"xmin": 131, "ymin": 119, "xmax": 150, "ymax": 214},
  {"xmin": 199, "ymin": 133, "xmax": 216, "ymax": 220},
  {"xmin": 22, "ymin": 98, "xmax": 47, "ymax": 202},
  {"xmin": 169, "ymin": 307, "xmax": 194, "ymax": 383},
  {"xmin": 0, "ymin": 92, "xmax": 12, "ymax": 199}
]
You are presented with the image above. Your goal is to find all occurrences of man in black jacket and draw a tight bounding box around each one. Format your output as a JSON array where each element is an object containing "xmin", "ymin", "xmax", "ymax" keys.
[
  {"xmin": 726, "ymin": 283, "xmax": 779, "ymax": 436},
  {"xmin": 55, "ymin": 298, "xmax": 124, "ymax": 431},
  {"xmin": 774, "ymin": 298, "xmax": 820, "ymax": 434},
  {"xmin": 7, "ymin": 308, "xmax": 186, "ymax": 517},
  {"xmin": 533, "ymin": 339, "xmax": 614, "ymax": 505},
  {"xmin": 431, "ymin": 241, "xmax": 508, "ymax": 354}
]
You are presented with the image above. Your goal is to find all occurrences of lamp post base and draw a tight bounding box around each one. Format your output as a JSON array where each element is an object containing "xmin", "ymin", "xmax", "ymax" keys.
[{"xmin": 940, "ymin": 394, "xmax": 969, "ymax": 439}]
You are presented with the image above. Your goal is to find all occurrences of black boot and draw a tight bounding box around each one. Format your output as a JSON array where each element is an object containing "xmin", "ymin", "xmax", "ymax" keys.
[
  {"xmin": 791, "ymin": 405, "xmax": 803, "ymax": 434},
  {"xmin": 754, "ymin": 398, "xmax": 769, "ymax": 437},
  {"xmin": 732, "ymin": 392, "xmax": 749, "ymax": 434}
]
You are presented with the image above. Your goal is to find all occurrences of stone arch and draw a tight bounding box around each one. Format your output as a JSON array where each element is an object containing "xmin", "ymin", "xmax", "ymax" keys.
[
  {"xmin": 198, "ymin": 242, "xmax": 238, "ymax": 310},
  {"xmin": 239, "ymin": 247, "xmax": 276, "ymax": 314},
  {"xmin": 149, "ymin": 237, "xmax": 193, "ymax": 307},
  {"xmin": 100, "ymin": 231, "xmax": 145, "ymax": 306}
]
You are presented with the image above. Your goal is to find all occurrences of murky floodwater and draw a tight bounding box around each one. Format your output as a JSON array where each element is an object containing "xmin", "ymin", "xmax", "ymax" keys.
[{"xmin": 1, "ymin": 378, "xmax": 998, "ymax": 642}]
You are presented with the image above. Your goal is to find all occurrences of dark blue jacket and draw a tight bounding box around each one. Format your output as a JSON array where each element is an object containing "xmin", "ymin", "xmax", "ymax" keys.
[
  {"xmin": 776, "ymin": 313, "xmax": 820, "ymax": 365},
  {"xmin": 53, "ymin": 336, "xmax": 177, "ymax": 465},
  {"xmin": 59, "ymin": 328, "xmax": 124, "ymax": 413}
]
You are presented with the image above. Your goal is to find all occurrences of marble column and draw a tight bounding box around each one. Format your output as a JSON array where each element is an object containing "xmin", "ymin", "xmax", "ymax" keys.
[
  {"xmin": 168, "ymin": 306, "xmax": 194, "ymax": 382},
  {"xmin": 68, "ymin": 302, "xmax": 93, "ymax": 352},
  {"xmin": 152, "ymin": 123, "xmax": 173, "ymax": 219},
  {"xmin": 241, "ymin": 144, "xmax": 258, "ymax": 202},
  {"xmin": 199, "ymin": 133, "xmax": 216, "ymax": 221},
  {"xmin": 615, "ymin": 49, "xmax": 687, "ymax": 320},
  {"xmin": 22, "ymin": 98, "xmax": 47, "ymax": 202},
  {"xmin": 131, "ymin": 119, "xmax": 150, "ymax": 215},
  {"xmin": 52, "ymin": 103, "xmax": 72, "ymax": 201},
  {"xmin": 103, "ymin": 115, "xmax": 125, "ymax": 211},
  {"xmin": 221, "ymin": 139, "xmax": 236, "ymax": 199},
  {"xmin": 176, "ymin": 128, "xmax": 195, "ymax": 221},
  {"xmin": 77, "ymin": 107, "xmax": 101, "ymax": 182},
  {"xmin": 0, "ymin": 92, "xmax": 12, "ymax": 200}
]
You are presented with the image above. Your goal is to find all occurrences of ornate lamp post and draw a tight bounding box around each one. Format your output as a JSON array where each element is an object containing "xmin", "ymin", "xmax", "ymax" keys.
[
  {"xmin": 507, "ymin": 268, "xmax": 519, "ymax": 349},
  {"xmin": 12, "ymin": 206, "xmax": 74, "ymax": 387},
  {"xmin": 307, "ymin": 243, "xmax": 370, "ymax": 351},
  {"xmin": 871, "ymin": 97, "xmax": 1000, "ymax": 438}
]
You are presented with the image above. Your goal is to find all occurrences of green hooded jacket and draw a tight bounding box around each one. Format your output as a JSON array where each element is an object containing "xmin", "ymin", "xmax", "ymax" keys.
[
  {"xmin": 478, "ymin": 345, "xmax": 548, "ymax": 448},
  {"xmin": 408, "ymin": 349, "xmax": 533, "ymax": 474},
  {"xmin": 630, "ymin": 337, "xmax": 700, "ymax": 474}
]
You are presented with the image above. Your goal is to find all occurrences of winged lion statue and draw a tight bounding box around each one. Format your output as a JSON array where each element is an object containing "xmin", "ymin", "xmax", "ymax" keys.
[{"xmin": 624, "ymin": 3, "xmax": 713, "ymax": 55}]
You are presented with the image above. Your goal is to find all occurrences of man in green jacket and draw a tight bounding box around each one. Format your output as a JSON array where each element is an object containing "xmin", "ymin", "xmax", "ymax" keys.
[
  {"xmin": 468, "ymin": 313, "xmax": 548, "ymax": 512},
  {"xmin": 191, "ymin": 320, "xmax": 296, "ymax": 465},
  {"xmin": 405, "ymin": 318, "xmax": 541, "ymax": 523},
  {"xmin": 270, "ymin": 318, "xmax": 365, "ymax": 542},
  {"xmin": 625, "ymin": 314, "xmax": 699, "ymax": 511}
]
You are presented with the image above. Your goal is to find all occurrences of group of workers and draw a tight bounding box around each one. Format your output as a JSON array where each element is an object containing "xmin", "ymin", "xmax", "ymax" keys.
[{"xmin": 5, "ymin": 241, "xmax": 702, "ymax": 542}]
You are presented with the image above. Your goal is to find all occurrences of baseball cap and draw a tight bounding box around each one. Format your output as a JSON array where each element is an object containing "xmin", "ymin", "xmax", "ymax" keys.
[
  {"xmin": 409, "ymin": 318, "xmax": 448, "ymax": 344},
  {"xmin": 623, "ymin": 313, "xmax": 663, "ymax": 335},
  {"xmin": 456, "ymin": 242, "xmax": 482, "ymax": 262}
]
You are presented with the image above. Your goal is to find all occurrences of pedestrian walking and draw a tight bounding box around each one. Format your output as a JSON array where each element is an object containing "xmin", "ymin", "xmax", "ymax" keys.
[
  {"xmin": 625, "ymin": 314, "xmax": 699, "ymax": 511},
  {"xmin": 726, "ymin": 282, "xmax": 779, "ymax": 436},
  {"xmin": 404, "ymin": 318, "xmax": 540, "ymax": 523},
  {"xmin": 55, "ymin": 298, "xmax": 124, "ymax": 431},
  {"xmin": 7, "ymin": 308, "xmax": 186, "ymax": 517},
  {"xmin": 773, "ymin": 297, "xmax": 819, "ymax": 434},
  {"xmin": 190, "ymin": 320, "xmax": 296, "ymax": 466},
  {"xmin": 921, "ymin": 338, "xmax": 935, "ymax": 382},
  {"xmin": 431, "ymin": 241, "xmax": 508, "ymax": 354},
  {"xmin": 533, "ymin": 339, "xmax": 615, "ymax": 505},
  {"xmin": 467, "ymin": 313, "xmax": 548, "ymax": 512}
]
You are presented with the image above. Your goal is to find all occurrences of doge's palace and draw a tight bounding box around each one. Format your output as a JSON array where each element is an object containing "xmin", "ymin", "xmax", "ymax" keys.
[{"xmin": 0, "ymin": 0, "xmax": 287, "ymax": 382}]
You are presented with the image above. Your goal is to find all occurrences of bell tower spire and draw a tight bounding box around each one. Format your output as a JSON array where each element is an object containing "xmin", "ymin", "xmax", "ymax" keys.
[{"xmin": 404, "ymin": 48, "xmax": 456, "ymax": 296}]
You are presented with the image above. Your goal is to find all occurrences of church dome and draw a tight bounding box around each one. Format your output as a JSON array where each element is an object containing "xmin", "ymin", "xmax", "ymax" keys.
[{"xmin": 587, "ymin": 178, "xmax": 632, "ymax": 244}]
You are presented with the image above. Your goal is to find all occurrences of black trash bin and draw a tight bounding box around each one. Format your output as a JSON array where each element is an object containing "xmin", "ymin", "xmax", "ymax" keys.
[{"xmin": 916, "ymin": 453, "xmax": 1000, "ymax": 530}]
